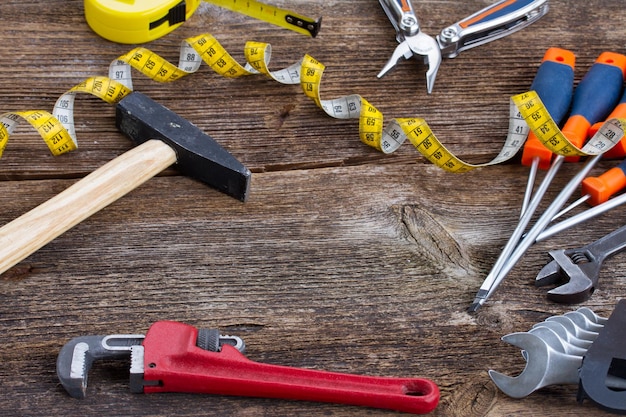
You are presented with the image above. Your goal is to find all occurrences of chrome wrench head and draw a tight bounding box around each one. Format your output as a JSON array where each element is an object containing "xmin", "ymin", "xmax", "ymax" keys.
[
  {"xmin": 532, "ymin": 320, "xmax": 593, "ymax": 350},
  {"xmin": 563, "ymin": 311, "xmax": 605, "ymax": 333},
  {"xmin": 576, "ymin": 306, "xmax": 608, "ymax": 325},
  {"xmin": 488, "ymin": 332, "xmax": 582, "ymax": 398},
  {"xmin": 545, "ymin": 316, "xmax": 599, "ymax": 341},
  {"xmin": 530, "ymin": 325, "xmax": 588, "ymax": 357},
  {"xmin": 536, "ymin": 225, "xmax": 626, "ymax": 303},
  {"xmin": 536, "ymin": 249, "xmax": 598, "ymax": 303}
]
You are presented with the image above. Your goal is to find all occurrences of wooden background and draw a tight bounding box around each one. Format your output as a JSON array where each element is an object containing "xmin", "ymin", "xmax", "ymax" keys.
[{"xmin": 1, "ymin": 0, "xmax": 625, "ymax": 415}]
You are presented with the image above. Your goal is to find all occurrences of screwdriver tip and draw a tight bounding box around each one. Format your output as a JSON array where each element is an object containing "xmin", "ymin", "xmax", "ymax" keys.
[{"xmin": 467, "ymin": 303, "xmax": 481, "ymax": 313}]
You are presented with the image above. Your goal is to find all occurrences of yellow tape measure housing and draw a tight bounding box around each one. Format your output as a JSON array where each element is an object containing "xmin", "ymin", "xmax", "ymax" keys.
[
  {"xmin": 84, "ymin": 0, "xmax": 321, "ymax": 44},
  {"xmin": 85, "ymin": 0, "xmax": 201, "ymax": 44}
]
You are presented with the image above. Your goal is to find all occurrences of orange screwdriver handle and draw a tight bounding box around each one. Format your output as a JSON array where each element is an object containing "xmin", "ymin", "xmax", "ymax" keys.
[
  {"xmin": 581, "ymin": 159, "xmax": 626, "ymax": 206},
  {"xmin": 561, "ymin": 52, "xmax": 626, "ymax": 162},
  {"xmin": 521, "ymin": 47, "xmax": 575, "ymax": 170}
]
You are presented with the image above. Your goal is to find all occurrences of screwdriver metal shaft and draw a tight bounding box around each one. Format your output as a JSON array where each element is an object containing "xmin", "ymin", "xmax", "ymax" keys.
[
  {"xmin": 468, "ymin": 156, "xmax": 564, "ymax": 312},
  {"xmin": 469, "ymin": 154, "xmax": 603, "ymax": 312},
  {"xmin": 536, "ymin": 190, "xmax": 626, "ymax": 242}
]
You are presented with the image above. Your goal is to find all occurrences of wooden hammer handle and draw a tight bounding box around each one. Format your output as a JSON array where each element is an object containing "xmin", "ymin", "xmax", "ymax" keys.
[{"xmin": 0, "ymin": 139, "xmax": 177, "ymax": 275}]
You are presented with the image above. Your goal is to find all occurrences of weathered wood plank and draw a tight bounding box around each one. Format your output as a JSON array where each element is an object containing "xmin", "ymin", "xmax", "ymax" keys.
[{"xmin": 1, "ymin": 0, "xmax": 625, "ymax": 416}]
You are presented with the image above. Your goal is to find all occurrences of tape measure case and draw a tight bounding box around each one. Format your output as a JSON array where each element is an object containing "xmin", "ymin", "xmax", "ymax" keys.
[{"xmin": 84, "ymin": 0, "xmax": 201, "ymax": 44}]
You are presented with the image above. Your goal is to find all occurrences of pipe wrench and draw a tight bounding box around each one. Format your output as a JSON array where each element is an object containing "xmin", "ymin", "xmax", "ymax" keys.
[
  {"xmin": 378, "ymin": 0, "xmax": 550, "ymax": 93},
  {"xmin": 57, "ymin": 321, "xmax": 440, "ymax": 414}
]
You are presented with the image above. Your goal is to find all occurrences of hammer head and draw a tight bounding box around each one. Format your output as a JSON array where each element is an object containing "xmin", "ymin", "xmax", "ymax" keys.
[{"xmin": 116, "ymin": 92, "xmax": 251, "ymax": 202}]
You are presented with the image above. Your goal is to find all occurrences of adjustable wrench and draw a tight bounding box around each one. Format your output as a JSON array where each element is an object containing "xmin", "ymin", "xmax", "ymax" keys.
[
  {"xmin": 535, "ymin": 224, "xmax": 626, "ymax": 303},
  {"xmin": 57, "ymin": 321, "xmax": 439, "ymax": 414}
]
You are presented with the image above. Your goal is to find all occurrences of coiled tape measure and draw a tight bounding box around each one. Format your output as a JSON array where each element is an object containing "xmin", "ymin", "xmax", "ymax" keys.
[
  {"xmin": 1, "ymin": 31, "xmax": 625, "ymax": 170},
  {"xmin": 84, "ymin": 0, "xmax": 321, "ymax": 44}
]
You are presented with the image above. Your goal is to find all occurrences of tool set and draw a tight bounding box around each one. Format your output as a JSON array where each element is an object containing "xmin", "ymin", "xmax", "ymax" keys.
[
  {"xmin": 490, "ymin": 301, "xmax": 626, "ymax": 414},
  {"xmin": 469, "ymin": 51, "xmax": 626, "ymax": 312},
  {"xmin": 2, "ymin": 0, "xmax": 626, "ymax": 414}
]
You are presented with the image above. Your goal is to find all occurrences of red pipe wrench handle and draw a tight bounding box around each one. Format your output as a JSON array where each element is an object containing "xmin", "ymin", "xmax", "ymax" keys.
[{"xmin": 141, "ymin": 321, "xmax": 439, "ymax": 414}]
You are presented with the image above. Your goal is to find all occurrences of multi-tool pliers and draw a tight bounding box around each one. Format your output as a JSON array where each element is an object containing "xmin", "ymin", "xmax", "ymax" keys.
[{"xmin": 378, "ymin": 0, "xmax": 550, "ymax": 93}]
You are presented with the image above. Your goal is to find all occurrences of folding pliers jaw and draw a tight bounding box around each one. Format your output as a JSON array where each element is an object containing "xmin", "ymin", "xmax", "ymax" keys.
[{"xmin": 377, "ymin": 32, "xmax": 442, "ymax": 94}]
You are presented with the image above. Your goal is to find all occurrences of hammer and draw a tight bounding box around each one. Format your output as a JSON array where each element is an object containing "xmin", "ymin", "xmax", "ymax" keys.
[{"xmin": 0, "ymin": 92, "xmax": 251, "ymax": 275}]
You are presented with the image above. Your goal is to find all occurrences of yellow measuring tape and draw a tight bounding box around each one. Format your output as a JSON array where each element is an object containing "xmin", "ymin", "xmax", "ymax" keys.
[
  {"xmin": 1, "ymin": 33, "xmax": 625, "ymax": 170},
  {"xmin": 84, "ymin": 0, "xmax": 321, "ymax": 44},
  {"xmin": 511, "ymin": 91, "xmax": 625, "ymax": 157}
]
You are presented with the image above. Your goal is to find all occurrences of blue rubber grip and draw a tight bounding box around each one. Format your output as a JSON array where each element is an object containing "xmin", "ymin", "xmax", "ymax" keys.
[
  {"xmin": 531, "ymin": 60, "xmax": 574, "ymax": 125},
  {"xmin": 461, "ymin": 0, "xmax": 539, "ymax": 26},
  {"xmin": 571, "ymin": 62, "xmax": 625, "ymax": 124}
]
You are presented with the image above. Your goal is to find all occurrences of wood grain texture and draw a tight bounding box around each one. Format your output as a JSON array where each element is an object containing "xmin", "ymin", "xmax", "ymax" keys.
[{"xmin": 1, "ymin": 1, "xmax": 625, "ymax": 416}]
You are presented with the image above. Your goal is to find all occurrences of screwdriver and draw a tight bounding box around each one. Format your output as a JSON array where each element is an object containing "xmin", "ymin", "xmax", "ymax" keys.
[
  {"xmin": 469, "ymin": 51, "xmax": 626, "ymax": 313},
  {"xmin": 553, "ymin": 158, "xmax": 626, "ymax": 219},
  {"xmin": 536, "ymin": 186, "xmax": 626, "ymax": 242},
  {"xmin": 560, "ymin": 53, "xmax": 626, "ymax": 163},
  {"xmin": 466, "ymin": 49, "xmax": 576, "ymax": 305},
  {"xmin": 551, "ymin": 89, "xmax": 626, "ymax": 219},
  {"xmin": 587, "ymin": 89, "xmax": 626, "ymax": 159},
  {"xmin": 520, "ymin": 48, "xmax": 576, "ymax": 216}
]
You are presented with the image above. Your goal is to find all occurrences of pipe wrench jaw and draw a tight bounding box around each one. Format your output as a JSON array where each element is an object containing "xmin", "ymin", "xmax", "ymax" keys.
[{"xmin": 56, "ymin": 327, "xmax": 244, "ymax": 399}]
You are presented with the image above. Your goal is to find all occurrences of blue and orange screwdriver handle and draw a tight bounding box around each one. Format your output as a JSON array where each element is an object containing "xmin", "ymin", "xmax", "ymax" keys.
[
  {"xmin": 537, "ymin": 52, "xmax": 626, "ymax": 220},
  {"xmin": 519, "ymin": 48, "xmax": 575, "ymax": 216},
  {"xmin": 521, "ymin": 48, "xmax": 576, "ymax": 170},
  {"xmin": 588, "ymin": 89, "xmax": 626, "ymax": 159},
  {"xmin": 560, "ymin": 52, "xmax": 626, "ymax": 162},
  {"xmin": 550, "ymin": 56, "xmax": 626, "ymax": 219}
]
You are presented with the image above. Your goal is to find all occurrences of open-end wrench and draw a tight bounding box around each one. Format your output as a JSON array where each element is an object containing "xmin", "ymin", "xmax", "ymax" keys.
[
  {"xmin": 536, "ymin": 224, "xmax": 626, "ymax": 303},
  {"xmin": 578, "ymin": 299, "xmax": 626, "ymax": 413},
  {"xmin": 532, "ymin": 320, "xmax": 593, "ymax": 350},
  {"xmin": 545, "ymin": 315, "xmax": 599, "ymax": 341},
  {"xmin": 57, "ymin": 321, "xmax": 439, "ymax": 414},
  {"xmin": 577, "ymin": 306, "xmax": 609, "ymax": 325},
  {"xmin": 488, "ymin": 331, "xmax": 583, "ymax": 398},
  {"xmin": 489, "ymin": 307, "xmax": 626, "ymax": 399}
]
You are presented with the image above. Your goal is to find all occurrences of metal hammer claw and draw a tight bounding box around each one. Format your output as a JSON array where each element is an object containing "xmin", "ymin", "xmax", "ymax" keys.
[
  {"xmin": 535, "ymin": 224, "xmax": 626, "ymax": 303},
  {"xmin": 0, "ymin": 92, "xmax": 251, "ymax": 276}
]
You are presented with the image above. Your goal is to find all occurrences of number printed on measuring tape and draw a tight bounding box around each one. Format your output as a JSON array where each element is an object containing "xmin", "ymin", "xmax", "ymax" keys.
[
  {"xmin": 512, "ymin": 91, "xmax": 626, "ymax": 157},
  {"xmin": 3, "ymin": 33, "xmax": 624, "ymax": 171}
]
